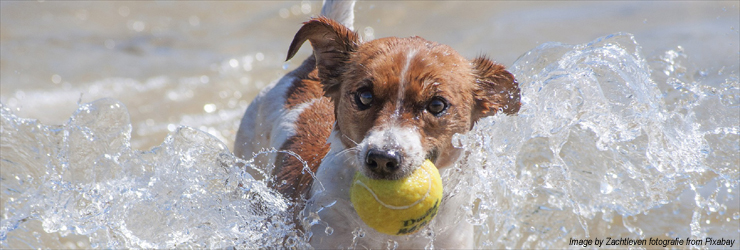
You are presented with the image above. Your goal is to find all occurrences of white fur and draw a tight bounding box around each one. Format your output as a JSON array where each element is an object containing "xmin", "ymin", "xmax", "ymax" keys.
[
  {"xmin": 234, "ymin": 76, "xmax": 296, "ymax": 179},
  {"xmin": 235, "ymin": 0, "xmax": 356, "ymax": 180},
  {"xmin": 396, "ymin": 49, "xmax": 418, "ymax": 116},
  {"xmin": 305, "ymin": 131, "xmax": 474, "ymax": 248},
  {"xmin": 321, "ymin": 0, "xmax": 356, "ymax": 31},
  {"xmin": 234, "ymin": 0, "xmax": 475, "ymax": 247},
  {"xmin": 399, "ymin": 49, "xmax": 417, "ymax": 86},
  {"xmin": 271, "ymin": 98, "xmax": 318, "ymax": 149},
  {"xmin": 355, "ymin": 125, "xmax": 425, "ymax": 177}
]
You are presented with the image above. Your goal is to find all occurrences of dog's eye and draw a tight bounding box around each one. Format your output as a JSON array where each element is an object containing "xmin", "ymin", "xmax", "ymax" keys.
[
  {"xmin": 427, "ymin": 97, "xmax": 448, "ymax": 115},
  {"xmin": 355, "ymin": 89, "xmax": 373, "ymax": 110}
]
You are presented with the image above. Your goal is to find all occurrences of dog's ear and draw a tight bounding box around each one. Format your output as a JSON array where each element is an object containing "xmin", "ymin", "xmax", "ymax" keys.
[
  {"xmin": 287, "ymin": 17, "xmax": 360, "ymax": 96},
  {"xmin": 471, "ymin": 56, "xmax": 521, "ymax": 123}
]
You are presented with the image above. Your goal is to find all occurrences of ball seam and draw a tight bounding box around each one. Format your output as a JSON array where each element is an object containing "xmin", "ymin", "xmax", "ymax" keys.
[{"xmin": 353, "ymin": 165, "xmax": 432, "ymax": 210}]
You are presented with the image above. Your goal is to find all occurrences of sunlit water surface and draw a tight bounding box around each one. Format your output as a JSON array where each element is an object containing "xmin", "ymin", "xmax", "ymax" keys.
[{"xmin": 1, "ymin": 1, "xmax": 738, "ymax": 249}]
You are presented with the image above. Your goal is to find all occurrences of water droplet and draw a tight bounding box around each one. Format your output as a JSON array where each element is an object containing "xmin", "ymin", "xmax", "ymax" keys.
[
  {"xmin": 364, "ymin": 26, "xmax": 375, "ymax": 40},
  {"xmin": 451, "ymin": 134, "xmax": 465, "ymax": 148},
  {"xmin": 289, "ymin": 4, "xmax": 301, "ymax": 15},
  {"xmin": 51, "ymin": 74, "xmax": 61, "ymax": 84},
  {"xmin": 600, "ymin": 182, "xmax": 613, "ymax": 194},
  {"xmin": 301, "ymin": 2, "xmax": 311, "ymax": 14},
  {"xmin": 324, "ymin": 226, "xmax": 333, "ymax": 235},
  {"xmin": 285, "ymin": 236, "xmax": 297, "ymax": 247},
  {"xmin": 279, "ymin": 8, "xmax": 290, "ymax": 18},
  {"xmin": 132, "ymin": 21, "xmax": 145, "ymax": 32},
  {"xmin": 203, "ymin": 103, "xmax": 217, "ymax": 113},
  {"xmin": 386, "ymin": 239, "xmax": 398, "ymax": 250}
]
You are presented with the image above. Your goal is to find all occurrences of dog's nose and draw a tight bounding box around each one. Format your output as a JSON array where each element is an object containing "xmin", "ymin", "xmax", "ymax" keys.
[{"xmin": 365, "ymin": 148, "xmax": 402, "ymax": 176}]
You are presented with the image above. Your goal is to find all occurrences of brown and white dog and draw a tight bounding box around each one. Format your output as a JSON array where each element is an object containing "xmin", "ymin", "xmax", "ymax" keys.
[{"xmin": 235, "ymin": 0, "xmax": 520, "ymax": 247}]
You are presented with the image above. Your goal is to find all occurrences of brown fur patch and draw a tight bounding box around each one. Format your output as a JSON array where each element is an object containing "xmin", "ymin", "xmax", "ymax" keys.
[
  {"xmin": 284, "ymin": 57, "xmax": 323, "ymax": 110},
  {"xmin": 471, "ymin": 56, "xmax": 521, "ymax": 121},
  {"xmin": 271, "ymin": 16, "xmax": 520, "ymax": 203},
  {"xmin": 334, "ymin": 37, "xmax": 481, "ymax": 169},
  {"xmin": 287, "ymin": 17, "xmax": 360, "ymax": 97},
  {"xmin": 272, "ymin": 96, "xmax": 334, "ymax": 202}
]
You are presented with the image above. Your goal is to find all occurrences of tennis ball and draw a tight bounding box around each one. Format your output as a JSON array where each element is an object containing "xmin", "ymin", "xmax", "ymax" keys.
[{"xmin": 350, "ymin": 159, "xmax": 443, "ymax": 235}]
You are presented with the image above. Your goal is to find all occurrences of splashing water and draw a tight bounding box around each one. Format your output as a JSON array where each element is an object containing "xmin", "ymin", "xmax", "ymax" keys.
[
  {"xmin": 1, "ymin": 33, "xmax": 738, "ymax": 248},
  {"xmin": 0, "ymin": 99, "xmax": 306, "ymax": 248},
  {"xmin": 451, "ymin": 33, "xmax": 739, "ymax": 248}
]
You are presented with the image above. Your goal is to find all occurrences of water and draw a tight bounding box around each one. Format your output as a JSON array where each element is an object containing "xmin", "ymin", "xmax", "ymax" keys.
[
  {"xmin": 1, "ymin": 1, "xmax": 739, "ymax": 249},
  {"xmin": 1, "ymin": 98, "xmax": 303, "ymax": 248},
  {"xmin": 453, "ymin": 33, "xmax": 739, "ymax": 247}
]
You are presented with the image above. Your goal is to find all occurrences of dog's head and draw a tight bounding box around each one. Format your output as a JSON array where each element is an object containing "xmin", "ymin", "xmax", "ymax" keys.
[{"xmin": 287, "ymin": 17, "xmax": 520, "ymax": 180}]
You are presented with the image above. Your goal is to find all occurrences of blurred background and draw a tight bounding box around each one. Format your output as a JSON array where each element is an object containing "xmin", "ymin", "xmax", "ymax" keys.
[{"xmin": 2, "ymin": 1, "xmax": 737, "ymax": 151}]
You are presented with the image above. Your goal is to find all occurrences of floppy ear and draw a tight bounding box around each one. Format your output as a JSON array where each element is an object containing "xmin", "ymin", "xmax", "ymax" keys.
[
  {"xmin": 471, "ymin": 56, "xmax": 521, "ymax": 122},
  {"xmin": 286, "ymin": 17, "xmax": 360, "ymax": 96}
]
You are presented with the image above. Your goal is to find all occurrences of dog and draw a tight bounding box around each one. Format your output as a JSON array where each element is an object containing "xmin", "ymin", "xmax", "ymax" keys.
[{"xmin": 235, "ymin": 0, "xmax": 520, "ymax": 247}]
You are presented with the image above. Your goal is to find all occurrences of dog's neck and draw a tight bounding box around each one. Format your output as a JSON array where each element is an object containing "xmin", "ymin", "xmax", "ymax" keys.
[{"xmin": 309, "ymin": 129, "xmax": 357, "ymax": 199}]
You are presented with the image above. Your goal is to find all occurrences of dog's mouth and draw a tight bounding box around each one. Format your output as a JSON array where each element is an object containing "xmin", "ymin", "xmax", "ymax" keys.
[{"xmin": 356, "ymin": 147, "xmax": 441, "ymax": 181}]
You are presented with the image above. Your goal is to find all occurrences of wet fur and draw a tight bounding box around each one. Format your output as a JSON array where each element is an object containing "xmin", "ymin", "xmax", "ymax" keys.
[{"xmin": 235, "ymin": 15, "xmax": 520, "ymax": 248}]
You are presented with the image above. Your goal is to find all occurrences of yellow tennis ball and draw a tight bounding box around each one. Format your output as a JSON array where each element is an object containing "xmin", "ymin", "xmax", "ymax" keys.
[{"xmin": 350, "ymin": 159, "xmax": 443, "ymax": 235}]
